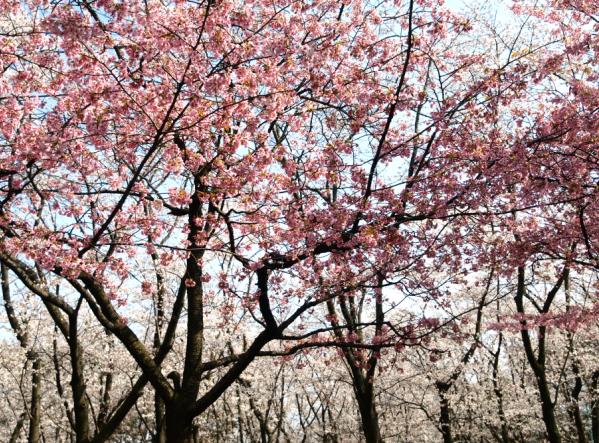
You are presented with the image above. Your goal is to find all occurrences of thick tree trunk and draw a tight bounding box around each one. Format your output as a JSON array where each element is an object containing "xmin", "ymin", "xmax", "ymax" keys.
[
  {"xmin": 154, "ymin": 393, "xmax": 167, "ymax": 443},
  {"xmin": 354, "ymin": 382, "xmax": 382, "ymax": 443},
  {"xmin": 535, "ymin": 372, "xmax": 561, "ymax": 443},
  {"xmin": 165, "ymin": 405, "xmax": 195, "ymax": 443},
  {"xmin": 357, "ymin": 400, "xmax": 382, "ymax": 443}
]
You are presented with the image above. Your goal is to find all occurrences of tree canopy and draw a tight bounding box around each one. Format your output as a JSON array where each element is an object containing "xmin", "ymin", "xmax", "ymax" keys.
[{"xmin": 0, "ymin": 0, "xmax": 598, "ymax": 441}]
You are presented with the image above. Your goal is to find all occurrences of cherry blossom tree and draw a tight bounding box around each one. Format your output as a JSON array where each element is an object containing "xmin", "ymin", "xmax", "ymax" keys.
[{"xmin": 1, "ymin": 0, "xmax": 599, "ymax": 441}]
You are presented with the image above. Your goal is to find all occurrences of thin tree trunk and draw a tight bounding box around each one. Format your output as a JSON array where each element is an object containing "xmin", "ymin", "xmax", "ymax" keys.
[
  {"xmin": 68, "ymin": 309, "xmax": 91, "ymax": 443},
  {"xmin": 10, "ymin": 412, "xmax": 26, "ymax": 443},
  {"xmin": 591, "ymin": 371, "xmax": 599, "ymax": 443},
  {"xmin": 515, "ymin": 267, "xmax": 562, "ymax": 443},
  {"xmin": 568, "ymin": 363, "xmax": 588, "ymax": 443},
  {"xmin": 28, "ymin": 356, "xmax": 42, "ymax": 443},
  {"xmin": 326, "ymin": 298, "xmax": 383, "ymax": 443},
  {"xmin": 491, "ymin": 334, "xmax": 512, "ymax": 443},
  {"xmin": 565, "ymin": 274, "xmax": 588, "ymax": 443},
  {"xmin": 437, "ymin": 382, "xmax": 453, "ymax": 443},
  {"xmin": 151, "ymin": 249, "xmax": 166, "ymax": 443},
  {"xmin": 1, "ymin": 262, "xmax": 42, "ymax": 443}
]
